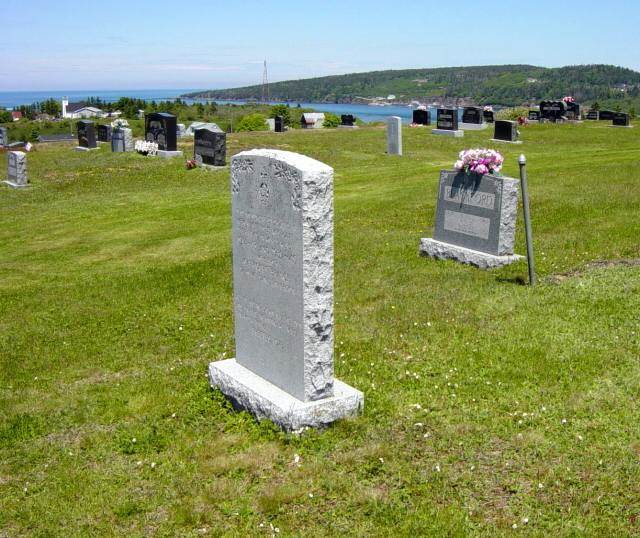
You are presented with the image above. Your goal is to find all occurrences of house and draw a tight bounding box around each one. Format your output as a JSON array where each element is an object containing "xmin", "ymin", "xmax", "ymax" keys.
[
  {"xmin": 300, "ymin": 112, "xmax": 325, "ymax": 129},
  {"xmin": 11, "ymin": 111, "xmax": 23, "ymax": 121},
  {"xmin": 62, "ymin": 99, "xmax": 106, "ymax": 119}
]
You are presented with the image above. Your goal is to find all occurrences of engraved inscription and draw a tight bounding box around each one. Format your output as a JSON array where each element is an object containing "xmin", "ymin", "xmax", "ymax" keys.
[
  {"xmin": 443, "ymin": 210, "xmax": 490, "ymax": 240},
  {"xmin": 444, "ymin": 186, "xmax": 495, "ymax": 210}
]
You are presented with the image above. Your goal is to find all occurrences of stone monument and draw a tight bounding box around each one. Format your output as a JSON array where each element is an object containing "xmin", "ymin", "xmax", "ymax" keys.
[
  {"xmin": 492, "ymin": 120, "xmax": 521, "ymax": 143},
  {"xmin": 611, "ymin": 112, "xmax": 631, "ymax": 127},
  {"xmin": 97, "ymin": 124, "xmax": 112, "ymax": 143},
  {"xmin": 0, "ymin": 127, "xmax": 7, "ymax": 147},
  {"xmin": 111, "ymin": 127, "xmax": 134, "ymax": 152},
  {"xmin": 275, "ymin": 116, "xmax": 285, "ymax": 133},
  {"xmin": 339, "ymin": 115, "xmax": 357, "ymax": 129},
  {"xmin": 76, "ymin": 120, "xmax": 97, "ymax": 151},
  {"xmin": 412, "ymin": 109, "xmax": 430, "ymax": 125},
  {"xmin": 3, "ymin": 151, "xmax": 28, "ymax": 188},
  {"xmin": 420, "ymin": 170, "xmax": 523, "ymax": 268},
  {"xmin": 387, "ymin": 116, "xmax": 402, "ymax": 155},
  {"xmin": 528, "ymin": 110, "xmax": 541, "ymax": 122},
  {"xmin": 432, "ymin": 108, "xmax": 463, "ymax": 137},
  {"xmin": 145, "ymin": 112, "xmax": 182, "ymax": 158},
  {"xmin": 540, "ymin": 101, "xmax": 567, "ymax": 122},
  {"xmin": 208, "ymin": 149, "xmax": 363, "ymax": 430},
  {"xmin": 194, "ymin": 125, "xmax": 226, "ymax": 167},
  {"xmin": 460, "ymin": 107, "xmax": 487, "ymax": 130}
]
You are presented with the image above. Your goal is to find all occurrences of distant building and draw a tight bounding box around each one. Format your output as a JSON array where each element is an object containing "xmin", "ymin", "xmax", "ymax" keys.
[
  {"xmin": 11, "ymin": 111, "xmax": 23, "ymax": 121},
  {"xmin": 300, "ymin": 112, "xmax": 325, "ymax": 129},
  {"xmin": 62, "ymin": 98, "xmax": 106, "ymax": 119}
]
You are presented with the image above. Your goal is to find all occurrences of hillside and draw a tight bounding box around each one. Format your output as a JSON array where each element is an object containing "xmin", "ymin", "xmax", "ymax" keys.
[{"xmin": 184, "ymin": 64, "xmax": 640, "ymax": 107}]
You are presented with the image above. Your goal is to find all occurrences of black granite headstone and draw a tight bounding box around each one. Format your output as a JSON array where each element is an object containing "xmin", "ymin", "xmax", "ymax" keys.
[
  {"xmin": 77, "ymin": 120, "xmax": 97, "ymax": 149},
  {"xmin": 97, "ymin": 124, "xmax": 112, "ymax": 142},
  {"xmin": 194, "ymin": 126, "xmax": 226, "ymax": 166},
  {"xmin": 412, "ymin": 109, "xmax": 430, "ymax": 125},
  {"xmin": 599, "ymin": 110, "xmax": 615, "ymax": 121},
  {"xmin": 483, "ymin": 110, "xmax": 495, "ymax": 123},
  {"xmin": 565, "ymin": 101, "xmax": 581, "ymax": 120},
  {"xmin": 275, "ymin": 115, "xmax": 285, "ymax": 133},
  {"xmin": 494, "ymin": 120, "xmax": 518, "ymax": 142},
  {"xmin": 145, "ymin": 112, "xmax": 177, "ymax": 151},
  {"xmin": 437, "ymin": 109, "xmax": 458, "ymax": 130},
  {"xmin": 612, "ymin": 112, "xmax": 630, "ymax": 127},
  {"xmin": 528, "ymin": 110, "xmax": 541, "ymax": 121},
  {"xmin": 462, "ymin": 107, "xmax": 483, "ymax": 124},
  {"xmin": 340, "ymin": 114, "xmax": 356, "ymax": 127},
  {"xmin": 586, "ymin": 110, "xmax": 600, "ymax": 120},
  {"xmin": 539, "ymin": 101, "xmax": 567, "ymax": 122}
]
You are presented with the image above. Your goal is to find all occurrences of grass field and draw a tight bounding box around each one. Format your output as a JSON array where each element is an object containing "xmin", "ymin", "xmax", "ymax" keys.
[{"xmin": 1, "ymin": 121, "xmax": 639, "ymax": 536}]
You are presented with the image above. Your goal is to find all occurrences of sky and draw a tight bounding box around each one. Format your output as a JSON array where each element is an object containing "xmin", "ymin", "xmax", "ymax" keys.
[{"xmin": 1, "ymin": 0, "xmax": 639, "ymax": 91}]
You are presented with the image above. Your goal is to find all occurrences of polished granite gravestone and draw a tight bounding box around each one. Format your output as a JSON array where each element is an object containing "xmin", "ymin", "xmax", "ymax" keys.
[
  {"xmin": 111, "ymin": 128, "xmax": 133, "ymax": 152},
  {"xmin": 420, "ymin": 170, "xmax": 523, "ymax": 269},
  {"xmin": 492, "ymin": 120, "xmax": 521, "ymax": 143},
  {"xmin": 432, "ymin": 108, "xmax": 463, "ymax": 137},
  {"xmin": 483, "ymin": 110, "xmax": 495, "ymax": 123},
  {"xmin": 194, "ymin": 125, "xmax": 226, "ymax": 167},
  {"xmin": 412, "ymin": 109, "xmax": 430, "ymax": 125},
  {"xmin": 565, "ymin": 101, "xmax": 581, "ymax": 120},
  {"xmin": 586, "ymin": 110, "xmax": 600, "ymax": 120},
  {"xmin": 460, "ymin": 107, "xmax": 487, "ymax": 130},
  {"xmin": 0, "ymin": 127, "xmax": 7, "ymax": 147},
  {"xmin": 75, "ymin": 120, "xmax": 97, "ymax": 151},
  {"xmin": 339, "ymin": 114, "xmax": 358, "ymax": 129},
  {"xmin": 611, "ymin": 112, "xmax": 631, "ymax": 127},
  {"xmin": 387, "ymin": 116, "xmax": 402, "ymax": 155},
  {"xmin": 97, "ymin": 124, "xmax": 112, "ymax": 143},
  {"xmin": 209, "ymin": 149, "xmax": 363, "ymax": 430},
  {"xmin": 540, "ymin": 101, "xmax": 567, "ymax": 122},
  {"xmin": 275, "ymin": 116, "xmax": 285, "ymax": 133},
  {"xmin": 3, "ymin": 151, "xmax": 28, "ymax": 188},
  {"xmin": 145, "ymin": 112, "xmax": 182, "ymax": 157},
  {"xmin": 598, "ymin": 110, "xmax": 615, "ymax": 121},
  {"xmin": 528, "ymin": 110, "xmax": 541, "ymax": 122}
]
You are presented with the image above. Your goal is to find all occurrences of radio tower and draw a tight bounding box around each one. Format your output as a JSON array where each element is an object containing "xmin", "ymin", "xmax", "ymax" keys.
[{"xmin": 261, "ymin": 59, "xmax": 270, "ymax": 103}]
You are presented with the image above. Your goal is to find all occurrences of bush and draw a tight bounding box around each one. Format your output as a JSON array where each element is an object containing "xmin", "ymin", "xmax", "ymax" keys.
[
  {"xmin": 322, "ymin": 112, "xmax": 341, "ymax": 128},
  {"xmin": 235, "ymin": 113, "xmax": 269, "ymax": 132},
  {"xmin": 269, "ymin": 105, "xmax": 292, "ymax": 126},
  {"xmin": 0, "ymin": 109, "xmax": 12, "ymax": 123},
  {"xmin": 495, "ymin": 107, "xmax": 529, "ymax": 121}
]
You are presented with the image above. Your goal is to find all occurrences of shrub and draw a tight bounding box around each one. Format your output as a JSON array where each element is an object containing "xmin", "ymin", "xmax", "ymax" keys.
[
  {"xmin": 269, "ymin": 105, "xmax": 292, "ymax": 126},
  {"xmin": 235, "ymin": 113, "xmax": 268, "ymax": 132},
  {"xmin": 322, "ymin": 112, "xmax": 341, "ymax": 128},
  {"xmin": 495, "ymin": 107, "xmax": 529, "ymax": 121}
]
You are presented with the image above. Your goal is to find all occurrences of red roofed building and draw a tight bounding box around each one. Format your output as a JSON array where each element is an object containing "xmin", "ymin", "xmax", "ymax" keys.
[{"xmin": 11, "ymin": 111, "xmax": 23, "ymax": 121}]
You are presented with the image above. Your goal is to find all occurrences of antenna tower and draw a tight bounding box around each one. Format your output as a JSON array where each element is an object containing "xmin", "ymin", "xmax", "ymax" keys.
[{"xmin": 261, "ymin": 59, "xmax": 270, "ymax": 103}]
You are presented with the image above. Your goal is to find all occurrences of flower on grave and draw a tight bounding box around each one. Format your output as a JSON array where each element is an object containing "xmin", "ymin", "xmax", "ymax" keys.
[
  {"xmin": 111, "ymin": 118, "xmax": 130, "ymax": 128},
  {"xmin": 135, "ymin": 140, "xmax": 158, "ymax": 156},
  {"xmin": 483, "ymin": 105, "xmax": 494, "ymax": 112},
  {"xmin": 454, "ymin": 148, "xmax": 504, "ymax": 175},
  {"xmin": 562, "ymin": 96, "xmax": 575, "ymax": 103},
  {"xmin": 186, "ymin": 159, "xmax": 197, "ymax": 170}
]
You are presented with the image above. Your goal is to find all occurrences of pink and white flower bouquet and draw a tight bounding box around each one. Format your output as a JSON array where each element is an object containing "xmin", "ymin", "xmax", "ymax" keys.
[
  {"xmin": 454, "ymin": 148, "xmax": 504, "ymax": 176},
  {"xmin": 483, "ymin": 105, "xmax": 494, "ymax": 112},
  {"xmin": 562, "ymin": 96, "xmax": 575, "ymax": 103}
]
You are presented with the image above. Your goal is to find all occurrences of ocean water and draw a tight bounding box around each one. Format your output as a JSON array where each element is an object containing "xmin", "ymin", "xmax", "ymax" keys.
[{"xmin": 0, "ymin": 90, "xmax": 473, "ymax": 124}]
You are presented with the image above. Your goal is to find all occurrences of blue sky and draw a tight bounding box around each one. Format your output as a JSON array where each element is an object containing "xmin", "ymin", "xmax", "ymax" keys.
[{"xmin": 1, "ymin": 0, "xmax": 639, "ymax": 91}]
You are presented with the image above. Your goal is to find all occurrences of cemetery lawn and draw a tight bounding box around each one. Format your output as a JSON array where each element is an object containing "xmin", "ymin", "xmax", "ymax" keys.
[{"xmin": 1, "ymin": 122, "xmax": 640, "ymax": 536}]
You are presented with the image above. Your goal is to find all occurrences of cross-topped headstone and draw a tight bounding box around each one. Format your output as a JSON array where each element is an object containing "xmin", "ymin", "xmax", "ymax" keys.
[{"xmin": 208, "ymin": 149, "xmax": 363, "ymax": 430}]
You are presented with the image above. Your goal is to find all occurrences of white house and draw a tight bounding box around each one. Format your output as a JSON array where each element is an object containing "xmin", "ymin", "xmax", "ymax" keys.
[
  {"xmin": 62, "ymin": 99, "xmax": 106, "ymax": 119},
  {"xmin": 300, "ymin": 112, "xmax": 325, "ymax": 129}
]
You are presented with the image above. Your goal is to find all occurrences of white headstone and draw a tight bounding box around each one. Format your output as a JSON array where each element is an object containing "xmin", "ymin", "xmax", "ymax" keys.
[
  {"xmin": 387, "ymin": 116, "xmax": 402, "ymax": 155},
  {"xmin": 208, "ymin": 149, "xmax": 363, "ymax": 430},
  {"xmin": 4, "ymin": 151, "xmax": 28, "ymax": 188}
]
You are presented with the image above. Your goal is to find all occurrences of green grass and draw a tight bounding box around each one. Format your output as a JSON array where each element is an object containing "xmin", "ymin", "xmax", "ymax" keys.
[{"xmin": 1, "ymin": 122, "xmax": 639, "ymax": 536}]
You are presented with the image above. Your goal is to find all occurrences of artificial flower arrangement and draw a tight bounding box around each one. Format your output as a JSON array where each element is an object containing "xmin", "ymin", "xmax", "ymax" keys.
[
  {"xmin": 185, "ymin": 159, "xmax": 197, "ymax": 170},
  {"xmin": 454, "ymin": 148, "xmax": 504, "ymax": 176},
  {"xmin": 483, "ymin": 105, "xmax": 494, "ymax": 112},
  {"xmin": 111, "ymin": 118, "xmax": 130, "ymax": 128},
  {"xmin": 135, "ymin": 140, "xmax": 158, "ymax": 156},
  {"xmin": 562, "ymin": 96, "xmax": 575, "ymax": 103}
]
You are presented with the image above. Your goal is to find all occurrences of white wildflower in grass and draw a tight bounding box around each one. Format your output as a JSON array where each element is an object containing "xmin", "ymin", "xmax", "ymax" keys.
[
  {"xmin": 522, "ymin": 517, "xmax": 529, "ymax": 524},
  {"xmin": 538, "ymin": 483, "xmax": 544, "ymax": 489},
  {"xmin": 150, "ymin": 462, "xmax": 156, "ymax": 469},
  {"xmin": 379, "ymin": 457, "xmax": 384, "ymax": 463},
  {"xmin": 561, "ymin": 418, "xmax": 567, "ymax": 424},
  {"xmin": 308, "ymin": 493, "xmax": 314, "ymax": 498},
  {"xmin": 131, "ymin": 438, "xmax": 136, "ymax": 443},
  {"xmin": 512, "ymin": 523, "xmax": 518, "ymax": 529},
  {"xmin": 434, "ymin": 464, "xmax": 441, "ymax": 472},
  {"xmin": 293, "ymin": 454, "xmax": 301, "ymax": 464}
]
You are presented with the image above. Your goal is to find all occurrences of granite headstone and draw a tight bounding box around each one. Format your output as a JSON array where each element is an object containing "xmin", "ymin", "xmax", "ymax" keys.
[
  {"xmin": 77, "ymin": 120, "xmax": 97, "ymax": 149},
  {"xmin": 586, "ymin": 110, "xmax": 600, "ymax": 120},
  {"xmin": 97, "ymin": 124, "xmax": 112, "ymax": 142},
  {"xmin": 340, "ymin": 114, "xmax": 356, "ymax": 127},
  {"xmin": 437, "ymin": 108, "xmax": 459, "ymax": 130},
  {"xmin": 111, "ymin": 127, "xmax": 133, "ymax": 152},
  {"xmin": 412, "ymin": 109, "xmax": 430, "ymax": 125},
  {"xmin": 0, "ymin": 127, "xmax": 7, "ymax": 147},
  {"xmin": 494, "ymin": 120, "xmax": 519, "ymax": 142},
  {"xmin": 528, "ymin": 110, "xmax": 541, "ymax": 121},
  {"xmin": 4, "ymin": 151, "xmax": 28, "ymax": 188},
  {"xmin": 387, "ymin": 116, "xmax": 402, "ymax": 155},
  {"xmin": 145, "ymin": 112, "xmax": 178, "ymax": 151},
  {"xmin": 612, "ymin": 112, "xmax": 630, "ymax": 127},
  {"xmin": 483, "ymin": 110, "xmax": 495, "ymax": 123},
  {"xmin": 462, "ymin": 107, "xmax": 483, "ymax": 124},
  {"xmin": 194, "ymin": 125, "xmax": 226, "ymax": 167},
  {"xmin": 275, "ymin": 115, "xmax": 285, "ymax": 133},
  {"xmin": 599, "ymin": 110, "xmax": 615, "ymax": 121}
]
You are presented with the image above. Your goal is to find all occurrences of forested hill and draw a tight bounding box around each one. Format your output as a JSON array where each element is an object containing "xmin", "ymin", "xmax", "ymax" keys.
[{"xmin": 183, "ymin": 64, "xmax": 640, "ymax": 107}]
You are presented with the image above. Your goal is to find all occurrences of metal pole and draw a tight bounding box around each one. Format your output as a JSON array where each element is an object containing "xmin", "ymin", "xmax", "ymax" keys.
[{"xmin": 518, "ymin": 154, "xmax": 536, "ymax": 285}]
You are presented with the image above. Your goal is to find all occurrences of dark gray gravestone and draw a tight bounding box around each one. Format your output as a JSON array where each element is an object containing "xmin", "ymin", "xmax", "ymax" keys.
[
  {"xmin": 612, "ymin": 112, "xmax": 630, "ymax": 126},
  {"xmin": 586, "ymin": 110, "xmax": 600, "ymax": 120},
  {"xmin": 275, "ymin": 115, "xmax": 285, "ymax": 133},
  {"xmin": 528, "ymin": 110, "xmax": 541, "ymax": 121},
  {"xmin": 0, "ymin": 127, "xmax": 7, "ymax": 147},
  {"xmin": 97, "ymin": 125, "xmax": 112, "ymax": 142},
  {"xmin": 77, "ymin": 120, "xmax": 97, "ymax": 149},
  {"xmin": 540, "ymin": 101, "xmax": 567, "ymax": 122},
  {"xmin": 599, "ymin": 110, "xmax": 615, "ymax": 121},
  {"xmin": 565, "ymin": 102, "xmax": 581, "ymax": 120},
  {"xmin": 462, "ymin": 107, "xmax": 482, "ymax": 124},
  {"xmin": 194, "ymin": 126, "xmax": 226, "ymax": 166},
  {"xmin": 419, "ymin": 170, "xmax": 523, "ymax": 268},
  {"xmin": 437, "ymin": 109, "xmax": 458, "ymax": 130},
  {"xmin": 111, "ymin": 127, "xmax": 133, "ymax": 152},
  {"xmin": 494, "ymin": 120, "xmax": 519, "ymax": 142},
  {"xmin": 412, "ymin": 109, "xmax": 430, "ymax": 125},
  {"xmin": 145, "ymin": 112, "xmax": 177, "ymax": 151},
  {"xmin": 483, "ymin": 110, "xmax": 495, "ymax": 123},
  {"xmin": 340, "ymin": 114, "xmax": 356, "ymax": 127}
]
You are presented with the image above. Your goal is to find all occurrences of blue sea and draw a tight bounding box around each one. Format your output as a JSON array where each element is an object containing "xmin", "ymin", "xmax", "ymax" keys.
[{"xmin": 0, "ymin": 89, "xmax": 471, "ymax": 124}]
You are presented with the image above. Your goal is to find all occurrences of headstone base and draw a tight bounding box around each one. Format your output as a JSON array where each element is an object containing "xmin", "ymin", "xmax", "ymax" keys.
[
  {"xmin": 156, "ymin": 150, "xmax": 184, "ymax": 158},
  {"xmin": 490, "ymin": 139, "xmax": 523, "ymax": 144},
  {"xmin": 209, "ymin": 359, "xmax": 364, "ymax": 432},
  {"xmin": 74, "ymin": 146, "xmax": 98, "ymax": 152},
  {"xmin": 608, "ymin": 125, "xmax": 634, "ymax": 128},
  {"xmin": 197, "ymin": 162, "xmax": 227, "ymax": 170},
  {"xmin": 3, "ymin": 180, "xmax": 29, "ymax": 189},
  {"xmin": 338, "ymin": 125, "xmax": 358, "ymax": 129},
  {"xmin": 419, "ymin": 238, "xmax": 523, "ymax": 269},
  {"xmin": 432, "ymin": 129, "xmax": 464, "ymax": 137},
  {"xmin": 459, "ymin": 122, "xmax": 488, "ymax": 130}
]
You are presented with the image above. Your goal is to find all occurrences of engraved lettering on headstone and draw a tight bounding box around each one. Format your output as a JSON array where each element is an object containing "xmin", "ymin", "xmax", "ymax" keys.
[{"xmin": 443, "ymin": 210, "xmax": 491, "ymax": 240}]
